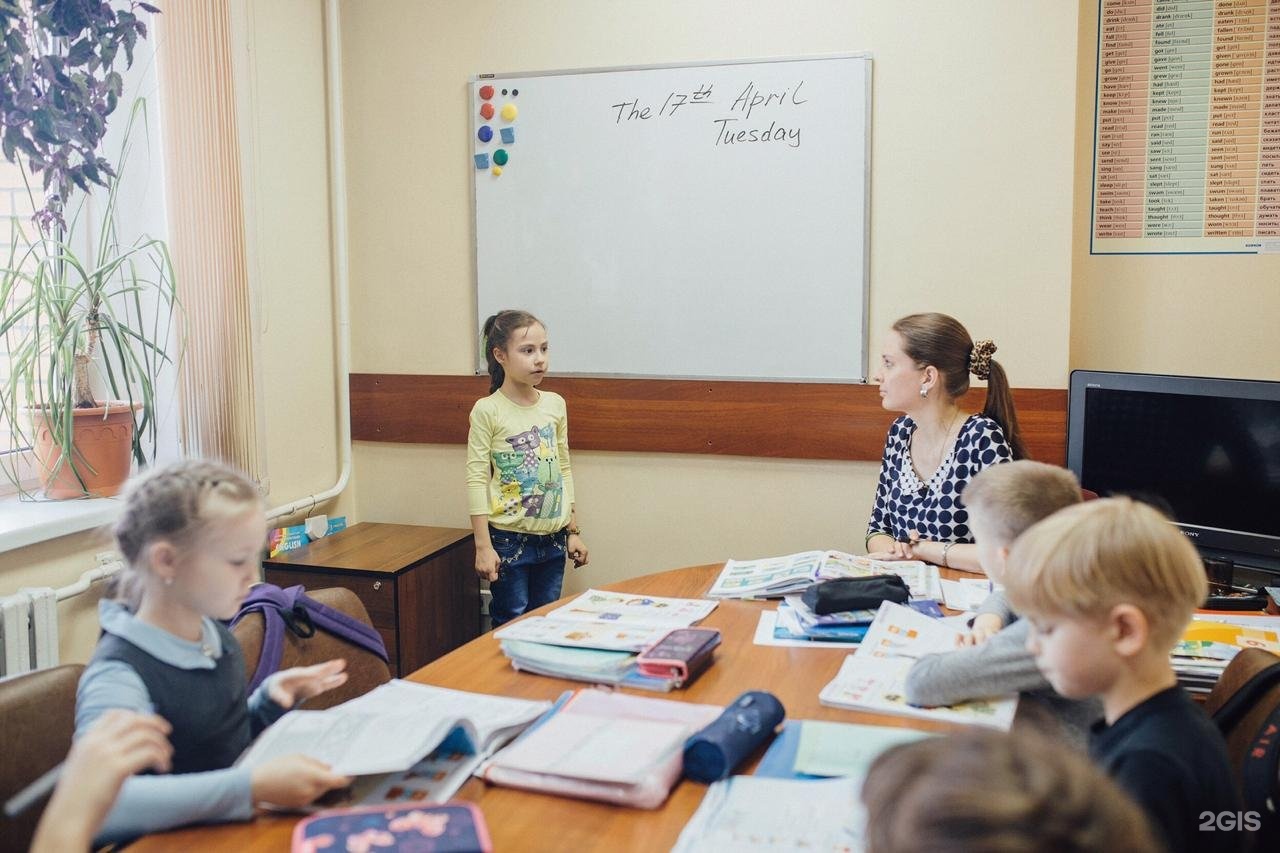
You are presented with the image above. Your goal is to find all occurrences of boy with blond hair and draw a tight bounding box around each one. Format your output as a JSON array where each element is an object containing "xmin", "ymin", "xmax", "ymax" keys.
[
  {"xmin": 904, "ymin": 461, "xmax": 1101, "ymax": 742},
  {"xmin": 1003, "ymin": 497, "xmax": 1241, "ymax": 853}
]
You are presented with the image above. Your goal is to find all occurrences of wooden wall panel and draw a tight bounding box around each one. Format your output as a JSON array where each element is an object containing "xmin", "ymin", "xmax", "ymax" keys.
[{"xmin": 350, "ymin": 374, "xmax": 1067, "ymax": 464}]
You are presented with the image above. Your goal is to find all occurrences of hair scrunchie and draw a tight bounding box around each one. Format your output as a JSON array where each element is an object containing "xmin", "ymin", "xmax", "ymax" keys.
[{"xmin": 969, "ymin": 339, "xmax": 997, "ymax": 380}]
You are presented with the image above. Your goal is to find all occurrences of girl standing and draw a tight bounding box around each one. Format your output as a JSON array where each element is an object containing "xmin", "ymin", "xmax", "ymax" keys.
[
  {"xmin": 76, "ymin": 460, "xmax": 352, "ymax": 843},
  {"xmin": 467, "ymin": 310, "xmax": 589, "ymax": 628}
]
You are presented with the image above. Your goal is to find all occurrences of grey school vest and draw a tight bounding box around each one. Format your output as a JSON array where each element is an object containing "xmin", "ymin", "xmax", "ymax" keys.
[{"xmin": 89, "ymin": 620, "xmax": 252, "ymax": 774}]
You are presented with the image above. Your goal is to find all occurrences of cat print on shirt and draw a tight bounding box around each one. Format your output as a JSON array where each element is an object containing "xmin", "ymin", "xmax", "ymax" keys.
[{"xmin": 493, "ymin": 424, "xmax": 563, "ymax": 519}]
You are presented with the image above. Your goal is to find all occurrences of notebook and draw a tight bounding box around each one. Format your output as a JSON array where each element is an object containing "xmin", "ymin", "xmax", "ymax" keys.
[
  {"xmin": 292, "ymin": 801, "xmax": 491, "ymax": 852},
  {"xmin": 480, "ymin": 689, "xmax": 722, "ymax": 808}
]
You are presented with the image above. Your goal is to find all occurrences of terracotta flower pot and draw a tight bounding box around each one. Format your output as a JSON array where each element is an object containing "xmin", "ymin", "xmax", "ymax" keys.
[{"xmin": 28, "ymin": 402, "xmax": 141, "ymax": 499}]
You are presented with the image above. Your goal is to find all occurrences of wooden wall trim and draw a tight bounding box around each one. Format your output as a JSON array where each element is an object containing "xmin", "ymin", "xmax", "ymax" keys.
[{"xmin": 350, "ymin": 374, "xmax": 1067, "ymax": 464}]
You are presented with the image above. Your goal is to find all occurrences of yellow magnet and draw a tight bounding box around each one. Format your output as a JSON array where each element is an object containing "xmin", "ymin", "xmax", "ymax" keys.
[{"xmin": 500, "ymin": 102, "xmax": 518, "ymax": 122}]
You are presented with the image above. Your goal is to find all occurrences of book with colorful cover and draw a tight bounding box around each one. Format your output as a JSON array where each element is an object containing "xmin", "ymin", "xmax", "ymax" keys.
[
  {"xmin": 493, "ymin": 617, "xmax": 671, "ymax": 652},
  {"xmin": 268, "ymin": 524, "xmax": 308, "ymax": 557},
  {"xmin": 546, "ymin": 589, "xmax": 718, "ymax": 626},
  {"xmin": 292, "ymin": 801, "xmax": 491, "ymax": 853},
  {"xmin": 817, "ymin": 601, "xmax": 1019, "ymax": 729},
  {"xmin": 708, "ymin": 550, "xmax": 939, "ymax": 599}
]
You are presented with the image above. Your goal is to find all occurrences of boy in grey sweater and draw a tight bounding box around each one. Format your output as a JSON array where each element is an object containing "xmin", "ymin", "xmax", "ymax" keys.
[{"xmin": 903, "ymin": 461, "xmax": 1102, "ymax": 744}]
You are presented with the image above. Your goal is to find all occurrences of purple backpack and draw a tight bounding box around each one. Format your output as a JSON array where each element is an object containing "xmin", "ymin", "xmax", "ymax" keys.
[{"xmin": 231, "ymin": 583, "xmax": 388, "ymax": 693}]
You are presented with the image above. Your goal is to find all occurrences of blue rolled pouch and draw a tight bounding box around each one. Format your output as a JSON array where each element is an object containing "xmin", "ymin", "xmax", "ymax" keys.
[{"xmin": 682, "ymin": 690, "xmax": 786, "ymax": 783}]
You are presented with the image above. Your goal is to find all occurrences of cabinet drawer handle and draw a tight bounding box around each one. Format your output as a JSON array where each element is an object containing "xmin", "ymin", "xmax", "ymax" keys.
[{"xmin": 373, "ymin": 581, "xmax": 382, "ymax": 590}]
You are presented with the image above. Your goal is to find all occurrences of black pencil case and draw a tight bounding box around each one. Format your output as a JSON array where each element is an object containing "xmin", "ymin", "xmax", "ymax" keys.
[{"xmin": 802, "ymin": 574, "xmax": 910, "ymax": 615}]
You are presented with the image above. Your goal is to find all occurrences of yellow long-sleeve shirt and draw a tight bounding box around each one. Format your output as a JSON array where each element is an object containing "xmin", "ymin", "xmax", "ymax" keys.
[{"xmin": 465, "ymin": 389, "xmax": 575, "ymax": 533}]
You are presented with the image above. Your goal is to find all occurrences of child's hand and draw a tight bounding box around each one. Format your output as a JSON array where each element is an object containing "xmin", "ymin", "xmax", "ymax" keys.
[
  {"xmin": 475, "ymin": 545, "xmax": 501, "ymax": 582},
  {"xmin": 959, "ymin": 613, "xmax": 1004, "ymax": 646},
  {"xmin": 268, "ymin": 658, "xmax": 349, "ymax": 709},
  {"xmin": 567, "ymin": 533, "xmax": 589, "ymax": 568},
  {"xmin": 32, "ymin": 711, "xmax": 173, "ymax": 852},
  {"xmin": 251, "ymin": 754, "xmax": 352, "ymax": 808}
]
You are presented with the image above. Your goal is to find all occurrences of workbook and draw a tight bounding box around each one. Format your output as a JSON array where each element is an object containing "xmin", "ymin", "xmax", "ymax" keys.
[
  {"xmin": 481, "ymin": 689, "xmax": 722, "ymax": 808},
  {"xmin": 236, "ymin": 680, "xmax": 551, "ymax": 806},
  {"xmin": 545, "ymin": 588, "xmax": 718, "ymax": 625},
  {"xmin": 754, "ymin": 719, "xmax": 933, "ymax": 780},
  {"xmin": 498, "ymin": 639, "xmax": 681, "ymax": 691},
  {"xmin": 818, "ymin": 601, "xmax": 1018, "ymax": 729},
  {"xmin": 493, "ymin": 617, "xmax": 672, "ymax": 652},
  {"xmin": 707, "ymin": 550, "xmax": 939, "ymax": 599},
  {"xmin": 671, "ymin": 775, "xmax": 864, "ymax": 852}
]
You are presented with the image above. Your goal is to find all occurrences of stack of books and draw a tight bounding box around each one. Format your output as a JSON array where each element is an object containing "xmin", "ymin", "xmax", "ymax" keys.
[
  {"xmin": 493, "ymin": 589, "xmax": 717, "ymax": 691},
  {"xmin": 708, "ymin": 549, "xmax": 942, "ymax": 600},
  {"xmin": 772, "ymin": 594, "xmax": 943, "ymax": 644},
  {"xmin": 1171, "ymin": 615, "xmax": 1280, "ymax": 695}
]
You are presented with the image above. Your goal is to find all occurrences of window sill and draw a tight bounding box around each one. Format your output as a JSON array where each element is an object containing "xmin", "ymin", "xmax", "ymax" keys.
[{"xmin": 0, "ymin": 493, "xmax": 123, "ymax": 555}]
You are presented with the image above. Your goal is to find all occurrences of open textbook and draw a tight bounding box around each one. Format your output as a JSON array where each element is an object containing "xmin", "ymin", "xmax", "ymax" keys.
[
  {"xmin": 492, "ymin": 590, "xmax": 718, "ymax": 687},
  {"xmin": 545, "ymin": 588, "xmax": 718, "ymax": 625},
  {"xmin": 236, "ymin": 680, "xmax": 550, "ymax": 806},
  {"xmin": 819, "ymin": 601, "xmax": 1018, "ymax": 730},
  {"xmin": 708, "ymin": 549, "xmax": 941, "ymax": 599}
]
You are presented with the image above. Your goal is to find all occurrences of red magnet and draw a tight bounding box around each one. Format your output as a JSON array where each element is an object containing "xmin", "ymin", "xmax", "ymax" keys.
[
  {"xmin": 479, "ymin": 84, "xmax": 495, "ymax": 100},
  {"xmin": 480, "ymin": 102, "xmax": 495, "ymax": 120}
]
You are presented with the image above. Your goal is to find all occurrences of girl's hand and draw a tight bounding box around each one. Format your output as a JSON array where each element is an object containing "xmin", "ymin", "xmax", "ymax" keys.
[
  {"xmin": 32, "ymin": 711, "xmax": 173, "ymax": 852},
  {"xmin": 268, "ymin": 658, "xmax": 349, "ymax": 709},
  {"xmin": 250, "ymin": 754, "xmax": 352, "ymax": 808},
  {"xmin": 475, "ymin": 545, "xmax": 501, "ymax": 582},
  {"xmin": 567, "ymin": 533, "xmax": 589, "ymax": 568}
]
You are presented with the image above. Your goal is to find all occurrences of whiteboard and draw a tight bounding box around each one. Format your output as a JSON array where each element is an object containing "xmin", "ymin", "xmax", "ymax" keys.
[{"xmin": 471, "ymin": 55, "xmax": 870, "ymax": 381}]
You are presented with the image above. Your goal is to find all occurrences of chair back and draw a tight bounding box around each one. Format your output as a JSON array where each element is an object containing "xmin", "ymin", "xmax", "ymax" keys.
[
  {"xmin": 0, "ymin": 663, "xmax": 84, "ymax": 851},
  {"xmin": 232, "ymin": 586, "xmax": 390, "ymax": 709},
  {"xmin": 1205, "ymin": 647, "xmax": 1280, "ymax": 851}
]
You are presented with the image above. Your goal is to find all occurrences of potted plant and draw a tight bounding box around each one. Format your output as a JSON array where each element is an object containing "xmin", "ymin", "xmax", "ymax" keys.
[{"xmin": 0, "ymin": 1, "xmax": 173, "ymax": 499}]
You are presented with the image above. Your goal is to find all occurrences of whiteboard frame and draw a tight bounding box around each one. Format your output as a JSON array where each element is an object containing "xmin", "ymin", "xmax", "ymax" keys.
[{"xmin": 469, "ymin": 53, "xmax": 872, "ymax": 384}]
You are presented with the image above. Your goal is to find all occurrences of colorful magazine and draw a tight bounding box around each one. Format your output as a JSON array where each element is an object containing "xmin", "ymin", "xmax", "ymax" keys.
[{"xmin": 708, "ymin": 550, "xmax": 939, "ymax": 599}]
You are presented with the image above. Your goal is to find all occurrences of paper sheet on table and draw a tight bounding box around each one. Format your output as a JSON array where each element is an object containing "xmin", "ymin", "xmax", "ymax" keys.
[
  {"xmin": 793, "ymin": 720, "xmax": 932, "ymax": 778},
  {"xmin": 671, "ymin": 776, "xmax": 864, "ymax": 853}
]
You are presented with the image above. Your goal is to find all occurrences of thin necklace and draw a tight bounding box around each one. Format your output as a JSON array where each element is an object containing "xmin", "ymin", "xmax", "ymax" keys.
[{"xmin": 915, "ymin": 408, "xmax": 963, "ymax": 474}]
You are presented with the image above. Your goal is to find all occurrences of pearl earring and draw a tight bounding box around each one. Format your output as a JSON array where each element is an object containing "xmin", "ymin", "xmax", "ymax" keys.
[{"xmin": 919, "ymin": 385, "xmax": 929, "ymax": 398}]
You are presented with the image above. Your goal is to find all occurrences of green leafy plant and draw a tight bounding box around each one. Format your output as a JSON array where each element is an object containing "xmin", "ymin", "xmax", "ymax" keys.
[{"xmin": 0, "ymin": 1, "xmax": 173, "ymax": 495}]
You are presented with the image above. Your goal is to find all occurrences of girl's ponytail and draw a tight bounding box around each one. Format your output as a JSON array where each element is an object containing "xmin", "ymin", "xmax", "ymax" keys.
[{"xmin": 480, "ymin": 309, "xmax": 543, "ymax": 394}]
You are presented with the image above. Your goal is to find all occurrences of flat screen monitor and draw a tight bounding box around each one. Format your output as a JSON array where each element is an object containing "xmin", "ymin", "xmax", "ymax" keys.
[{"xmin": 1067, "ymin": 370, "xmax": 1280, "ymax": 576}]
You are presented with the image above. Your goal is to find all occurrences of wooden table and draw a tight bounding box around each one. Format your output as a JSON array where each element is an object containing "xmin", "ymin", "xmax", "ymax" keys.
[
  {"xmin": 263, "ymin": 523, "xmax": 479, "ymax": 676},
  {"xmin": 132, "ymin": 564, "xmax": 976, "ymax": 852}
]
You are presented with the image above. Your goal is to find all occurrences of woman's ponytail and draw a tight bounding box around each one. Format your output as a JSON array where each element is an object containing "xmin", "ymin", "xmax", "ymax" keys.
[{"xmin": 981, "ymin": 358, "xmax": 1027, "ymax": 460}]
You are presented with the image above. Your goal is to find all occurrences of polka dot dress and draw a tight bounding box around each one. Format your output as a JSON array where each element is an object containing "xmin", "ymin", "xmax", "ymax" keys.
[{"xmin": 866, "ymin": 414, "xmax": 1013, "ymax": 544}]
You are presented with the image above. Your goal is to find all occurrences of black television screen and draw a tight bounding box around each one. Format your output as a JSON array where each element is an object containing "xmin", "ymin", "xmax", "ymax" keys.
[{"xmin": 1067, "ymin": 371, "xmax": 1280, "ymax": 573}]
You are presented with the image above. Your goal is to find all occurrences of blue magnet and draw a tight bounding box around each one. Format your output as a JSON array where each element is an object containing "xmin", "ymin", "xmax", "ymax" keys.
[
  {"xmin": 500, "ymin": 127, "xmax": 515, "ymax": 144},
  {"xmin": 473, "ymin": 152, "xmax": 490, "ymax": 169},
  {"xmin": 477, "ymin": 125, "xmax": 494, "ymax": 143}
]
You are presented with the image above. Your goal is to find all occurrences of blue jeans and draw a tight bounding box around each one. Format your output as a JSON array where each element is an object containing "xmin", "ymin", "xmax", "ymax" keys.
[{"xmin": 488, "ymin": 527, "xmax": 567, "ymax": 629}]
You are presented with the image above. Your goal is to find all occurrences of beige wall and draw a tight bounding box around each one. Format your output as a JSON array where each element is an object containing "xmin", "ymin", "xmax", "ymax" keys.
[
  {"xmin": 1070, "ymin": 0, "xmax": 1280, "ymax": 380},
  {"xmin": 342, "ymin": 0, "xmax": 1079, "ymax": 591}
]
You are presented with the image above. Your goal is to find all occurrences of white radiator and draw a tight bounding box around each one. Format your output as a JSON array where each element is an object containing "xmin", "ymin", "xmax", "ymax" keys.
[{"xmin": 0, "ymin": 559, "xmax": 123, "ymax": 678}]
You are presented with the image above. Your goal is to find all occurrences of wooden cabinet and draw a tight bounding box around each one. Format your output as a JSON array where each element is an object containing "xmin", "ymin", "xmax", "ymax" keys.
[{"xmin": 262, "ymin": 523, "xmax": 479, "ymax": 676}]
